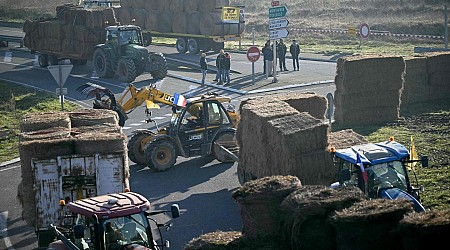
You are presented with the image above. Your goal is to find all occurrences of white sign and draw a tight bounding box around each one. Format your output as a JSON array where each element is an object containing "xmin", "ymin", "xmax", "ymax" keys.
[
  {"xmin": 360, "ymin": 23, "xmax": 370, "ymax": 39},
  {"xmin": 48, "ymin": 65, "xmax": 73, "ymax": 87},
  {"xmin": 269, "ymin": 18, "xmax": 289, "ymax": 30},
  {"xmin": 56, "ymin": 88, "xmax": 68, "ymax": 95},
  {"xmin": 269, "ymin": 28, "xmax": 289, "ymax": 40}
]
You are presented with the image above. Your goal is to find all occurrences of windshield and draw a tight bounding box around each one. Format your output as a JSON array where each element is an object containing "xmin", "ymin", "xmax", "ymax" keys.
[
  {"xmin": 103, "ymin": 213, "xmax": 150, "ymax": 249},
  {"xmin": 366, "ymin": 160, "xmax": 408, "ymax": 197},
  {"xmin": 119, "ymin": 29, "xmax": 142, "ymax": 45}
]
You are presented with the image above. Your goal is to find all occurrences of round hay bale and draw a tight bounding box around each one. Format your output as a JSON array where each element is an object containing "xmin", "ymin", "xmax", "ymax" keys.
[
  {"xmin": 145, "ymin": 10, "xmax": 159, "ymax": 30},
  {"xmin": 200, "ymin": 0, "xmax": 231, "ymax": 12},
  {"xmin": 102, "ymin": 7, "xmax": 118, "ymax": 26},
  {"xmin": 153, "ymin": 0, "xmax": 168, "ymax": 12},
  {"xmin": 169, "ymin": 0, "xmax": 184, "ymax": 12},
  {"xmin": 120, "ymin": 0, "xmax": 131, "ymax": 9},
  {"xmin": 184, "ymin": 231, "xmax": 241, "ymax": 250},
  {"xmin": 69, "ymin": 109, "xmax": 118, "ymax": 127},
  {"xmin": 116, "ymin": 7, "xmax": 132, "ymax": 24},
  {"xmin": 398, "ymin": 209, "xmax": 450, "ymax": 249},
  {"xmin": 172, "ymin": 11, "xmax": 187, "ymax": 33},
  {"xmin": 20, "ymin": 112, "xmax": 71, "ymax": 133},
  {"xmin": 159, "ymin": 11, "xmax": 173, "ymax": 33},
  {"xmin": 227, "ymin": 10, "xmax": 246, "ymax": 35},
  {"xmin": 19, "ymin": 127, "xmax": 71, "ymax": 142},
  {"xmin": 130, "ymin": 8, "xmax": 148, "ymax": 29},
  {"xmin": 184, "ymin": 0, "xmax": 199, "ymax": 12},
  {"xmin": 280, "ymin": 185, "xmax": 364, "ymax": 250},
  {"xmin": 199, "ymin": 11, "xmax": 229, "ymax": 36},
  {"xmin": 331, "ymin": 199, "xmax": 414, "ymax": 250},
  {"xmin": 187, "ymin": 11, "xmax": 201, "ymax": 34},
  {"xmin": 73, "ymin": 131, "xmax": 127, "ymax": 155},
  {"xmin": 232, "ymin": 175, "xmax": 301, "ymax": 239},
  {"xmin": 133, "ymin": 0, "xmax": 146, "ymax": 9}
]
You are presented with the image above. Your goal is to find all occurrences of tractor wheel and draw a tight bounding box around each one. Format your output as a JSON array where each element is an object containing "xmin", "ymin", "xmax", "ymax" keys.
[
  {"xmin": 128, "ymin": 131, "xmax": 153, "ymax": 166},
  {"xmin": 38, "ymin": 54, "xmax": 49, "ymax": 67},
  {"xmin": 144, "ymin": 140, "xmax": 177, "ymax": 172},
  {"xmin": 93, "ymin": 48, "xmax": 114, "ymax": 78},
  {"xmin": 188, "ymin": 38, "xmax": 200, "ymax": 54},
  {"xmin": 149, "ymin": 53, "xmax": 168, "ymax": 80},
  {"xmin": 117, "ymin": 57, "xmax": 137, "ymax": 83},
  {"xmin": 176, "ymin": 38, "xmax": 188, "ymax": 53},
  {"xmin": 213, "ymin": 131, "xmax": 238, "ymax": 163}
]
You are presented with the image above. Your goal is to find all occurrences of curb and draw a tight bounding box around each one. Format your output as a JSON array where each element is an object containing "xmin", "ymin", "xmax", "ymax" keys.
[{"xmin": 0, "ymin": 157, "xmax": 20, "ymax": 168}]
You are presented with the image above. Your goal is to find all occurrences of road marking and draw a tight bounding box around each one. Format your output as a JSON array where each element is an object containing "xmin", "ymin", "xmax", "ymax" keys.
[
  {"xmin": 0, "ymin": 211, "xmax": 15, "ymax": 250},
  {"xmin": 129, "ymin": 123, "xmax": 142, "ymax": 126},
  {"xmin": 122, "ymin": 126, "xmax": 132, "ymax": 130},
  {"xmin": 0, "ymin": 165, "xmax": 20, "ymax": 173},
  {"xmin": 3, "ymin": 52, "xmax": 12, "ymax": 63}
]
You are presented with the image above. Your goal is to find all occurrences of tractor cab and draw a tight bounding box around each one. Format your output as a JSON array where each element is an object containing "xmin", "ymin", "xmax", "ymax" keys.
[
  {"xmin": 330, "ymin": 140, "xmax": 428, "ymax": 212},
  {"xmin": 83, "ymin": 0, "xmax": 120, "ymax": 8},
  {"xmin": 48, "ymin": 192, "xmax": 180, "ymax": 250},
  {"xmin": 106, "ymin": 25, "xmax": 145, "ymax": 47}
]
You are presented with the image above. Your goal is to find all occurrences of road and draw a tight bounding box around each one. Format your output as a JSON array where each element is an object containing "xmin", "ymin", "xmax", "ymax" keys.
[{"xmin": 0, "ymin": 40, "xmax": 336, "ymax": 249}]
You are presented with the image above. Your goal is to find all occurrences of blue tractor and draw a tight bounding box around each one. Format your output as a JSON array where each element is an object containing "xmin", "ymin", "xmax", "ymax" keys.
[{"xmin": 330, "ymin": 139, "xmax": 428, "ymax": 212}]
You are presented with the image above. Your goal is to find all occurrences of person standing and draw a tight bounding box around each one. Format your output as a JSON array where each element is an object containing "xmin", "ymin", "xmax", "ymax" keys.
[
  {"xmin": 263, "ymin": 43, "xmax": 274, "ymax": 77},
  {"xmin": 290, "ymin": 39, "xmax": 300, "ymax": 71},
  {"xmin": 199, "ymin": 53, "xmax": 207, "ymax": 85},
  {"xmin": 277, "ymin": 38, "xmax": 288, "ymax": 71},
  {"xmin": 261, "ymin": 40, "xmax": 270, "ymax": 74},
  {"xmin": 213, "ymin": 49, "xmax": 226, "ymax": 83},
  {"xmin": 222, "ymin": 52, "xmax": 231, "ymax": 84}
]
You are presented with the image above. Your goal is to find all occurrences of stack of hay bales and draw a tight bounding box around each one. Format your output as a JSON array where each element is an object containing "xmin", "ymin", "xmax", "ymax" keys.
[
  {"xmin": 237, "ymin": 93, "xmax": 334, "ymax": 186},
  {"xmin": 328, "ymin": 129, "xmax": 368, "ymax": 150},
  {"xmin": 116, "ymin": 0, "xmax": 245, "ymax": 35},
  {"xmin": 424, "ymin": 51, "xmax": 450, "ymax": 101},
  {"xmin": 22, "ymin": 4, "xmax": 117, "ymax": 59},
  {"xmin": 400, "ymin": 56, "xmax": 429, "ymax": 115},
  {"xmin": 398, "ymin": 209, "xmax": 450, "ymax": 249},
  {"xmin": 18, "ymin": 109, "xmax": 128, "ymax": 227},
  {"xmin": 331, "ymin": 199, "xmax": 414, "ymax": 250},
  {"xmin": 334, "ymin": 55, "xmax": 405, "ymax": 125}
]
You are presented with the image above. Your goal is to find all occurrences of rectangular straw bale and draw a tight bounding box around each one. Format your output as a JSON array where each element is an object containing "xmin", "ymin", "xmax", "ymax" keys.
[
  {"xmin": 328, "ymin": 129, "xmax": 368, "ymax": 150},
  {"xmin": 69, "ymin": 109, "xmax": 119, "ymax": 127},
  {"xmin": 20, "ymin": 112, "xmax": 71, "ymax": 132},
  {"xmin": 334, "ymin": 88, "xmax": 401, "ymax": 109},
  {"xmin": 335, "ymin": 105, "xmax": 400, "ymax": 125},
  {"xmin": 425, "ymin": 52, "xmax": 450, "ymax": 100},
  {"xmin": 73, "ymin": 131, "xmax": 127, "ymax": 155},
  {"xmin": 272, "ymin": 92, "xmax": 328, "ymax": 120},
  {"xmin": 401, "ymin": 56, "xmax": 430, "ymax": 110}
]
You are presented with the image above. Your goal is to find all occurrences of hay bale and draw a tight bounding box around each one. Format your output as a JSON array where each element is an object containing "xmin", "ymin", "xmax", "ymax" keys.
[
  {"xmin": 145, "ymin": 10, "xmax": 159, "ymax": 31},
  {"xmin": 232, "ymin": 175, "xmax": 302, "ymax": 240},
  {"xmin": 328, "ymin": 129, "xmax": 368, "ymax": 150},
  {"xmin": 184, "ymin": 231, "xmax": 241, "ymax": 250},
  {"xmin": 169, "ymin": 0, "xmax": 184, "ymax": 12},
  {"xmin": 120, "ymin": 0, "xmax": 131, "ymax": 9},
  {"xmin": 70, "ymin": 124, "xmax": 122, "ymax": 135},
  {"xmin": 199, "ymin": 11, "xmax": 229, "ymax": 36},
  {"xmin": 172, "ymin": 11, "xmax": 188, "ymax": 33},
  {"xmin": 116, "ymin": 7, "xmax": 132, "ymax": 24},
  {"xmin": 20, "ymin": 112, "xmax": 71, "ymax": 132},
  {"xmin": 271, "ymin": 92, "xmax": 328, "ymax": 120},
  {"xmin": 401, "ymin": 56, "xmax": 429, "ymax": 112},
  {"xmin": 69, "ymin": 109, "xmax": 118, "ymax": 127},
  {"xmin": 19, "ymin": 127, "xmax": 71, "ymax": 142},
  {"xmin": 158, "ymin": 10, "xmax": 173, "ymax": 33},
  {"xmin": 398, "ymin": 209, "xmax": 450, "ymax": 249},
  {"xmin": 130, "ymin": 8, "xmax": 147, "ymax": 29},
  {"xmin": 425, "ymin": 52, "xmax": 450, "ymax": 100},
  {"xmin": 184, "ymin": 0, "xmax": 200, "ymax": 12},
  {"xmin": 280, "ymin": 185, "xmax": 364, "ymax": 250},
  {"xmin": 331, "ymin": 199, "xmax": 414, "ymax": 250},
  {"xmin": 200, "ymin": 0, "xmax": 231, "ymax": 12},
  {"xmin": 187, "ymin": 11, "xmax": 201, "ymax": 34},
  {"xmin": 73, "ymin": 131, "xmax": 127, "ymax": 154}
]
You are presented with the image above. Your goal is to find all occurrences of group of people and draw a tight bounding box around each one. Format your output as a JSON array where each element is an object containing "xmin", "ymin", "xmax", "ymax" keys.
[
  {"xmin": 199, "ymin": 49, "xmax": 231, "ymax": 85},
  {"xmin": 262, "ymin": 38, "xmax": 301, "ymax": 76},
  {"xmin": 199, "ymin": 38, "xmax": 300, "ymax": 84}
]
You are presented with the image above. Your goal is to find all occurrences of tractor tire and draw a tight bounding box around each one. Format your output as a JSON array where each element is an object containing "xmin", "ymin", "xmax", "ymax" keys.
[
  {"xmin": 128, "ymin": 131, "xmax": 153, "ymax": 166},
  {"xmin": 149, "ymin": 53, "xmax": 168, "ymax": 80},
  {"xmin": 213, "ymin": 131, "xmax": 238, "ymax": 163},
  {"xmin": 93, "ymin": 48, "xmax": 114, "ymax": 78},
  {"xmin": 38, "ymin": 54, "xmax": 49, "ymax": 68},
  {"xmin": 188, "ymin": 38, "xmax": 199, "ymax": 54},
  {"xmin": 176, "ymin": 38, "xmax": 188, "ymax": 53},
  {"xmin": 117, "ymin": 57, "xmax": 137, "ymax": 83},
  {"xmin": 144, "ymin": 140, "xmax": 177, "ymax": 172}
]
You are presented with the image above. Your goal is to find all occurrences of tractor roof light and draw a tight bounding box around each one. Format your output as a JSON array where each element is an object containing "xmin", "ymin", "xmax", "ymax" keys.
[
  {"xmin": 59, "ymin": 199, "xmax": 66, "ymax": 207},
  {"xmin": 329, "ymin": 147, "xmax": 336, "ymax": 153},
  {"xmin": 389, "ymin": 136, "xmax": 395, "ymax": 142},
  {"xmin": 124, "ymin": 187, "xmax": 130, "ymax": 192}
]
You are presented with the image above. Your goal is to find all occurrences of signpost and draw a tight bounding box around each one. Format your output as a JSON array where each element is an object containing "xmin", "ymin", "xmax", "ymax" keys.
[
  {"xmin": 222, "ymin": 7, "xmax": 240, "ymax": 23},
  {"xmin": 248, "ymin": 28, "xmax": 260, "ymax": 84},
  {"xmin": 269, "ymin": 2, "xmax": 289, "ymax": 83},
  {"xmin": 269, "ymin": 28, "xmax": 289, "ymax": 40},
  {"xmin": 359, "ymin": 23, "xmax": 370, "ymax": 39},
  {"xmin": 269, "ymin": 6, "xmax": 287, "ymax": 19},
  {"xmin": 48, "ymin": 65, "xmax": 73, "ymax": 111},
  {"xmin": 269, "ymin": 18, "xmax": 289, "ymax": 30}
]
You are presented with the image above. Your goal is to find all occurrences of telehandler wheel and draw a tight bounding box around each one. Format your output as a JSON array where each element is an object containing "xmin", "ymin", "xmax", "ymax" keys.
[
  {"xmin": 145, "ymin": 140, "xmax": 176, "ymax": 171},
  {"xmin": 117, "ymin": 57, "xmax": 137, "ymax": 83},
  {"xmin": 149, "ymin": 53, "xmax": 168, "ymax": 80},
  {"xmin": 128, "ymin": 131, "xmax": 152, "ymax": 166},
  {"xmin": 213, "ymin": 132, "xmax": 238, "ymax": 163},
  {"xmin": 93, "ymin": 48, "xmax": 114, "ymax": 78}
]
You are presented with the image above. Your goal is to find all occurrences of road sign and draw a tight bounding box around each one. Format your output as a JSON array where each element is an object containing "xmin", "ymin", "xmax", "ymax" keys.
[
  {"xmin": 56, "ymin": 88, "xmax": 68, "ymax": 95},
  {"xmin": 269, "ymin": 6, "xmax": 287, "ymax": 19},
  {"xmin": 271, "ymin": 1, "xmax": 280, "ymax": 7},
  {"xmin": 348, "ymin": 26, "xmax": 356, "ymax": 36},
  {"xmin": 246, "ymin": 46, "xmax": 261, "ymax": 62},
  {"xmin": 360, "ymin": 23, "xmax": 370, "ymax": 39},
  {"xmin": 222, "ymin": 7, "xmax": 240, "ymax": 23},
  {"xmin": 269, "ymin": 18, "xmax": 289, "ymax": 30},
  {"xmin": 48, "ymin": 65, "xmax": 73, "ymax": 87},
  {"xmin": 269, "ymin": 28, "xmax": 289, "ymax": 40}
]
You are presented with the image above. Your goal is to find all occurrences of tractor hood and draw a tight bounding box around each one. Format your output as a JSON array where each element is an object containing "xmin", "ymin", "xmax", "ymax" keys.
[
  {"xmin": 379, "ymin": 187, "xmax": 426, "ymax": 212},
  {"xmin": 334, "ymin": 141, "xmax": 410, "ymax": 165},
  {"xmin": 126, "ymin": 44, "xmax": 149, "ymax": 61}
]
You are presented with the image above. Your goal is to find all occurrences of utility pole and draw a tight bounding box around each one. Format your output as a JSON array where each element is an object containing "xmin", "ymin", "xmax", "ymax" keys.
[{"xmin": 445, "ymin": 4, "xmax": 448, "ymax": 49}]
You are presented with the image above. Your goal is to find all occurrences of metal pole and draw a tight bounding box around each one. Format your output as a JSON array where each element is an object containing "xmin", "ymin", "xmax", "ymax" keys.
[
  {"xmin": 445, "ymin": 4, "xmax": 448, "ymax": 49},
  {"xmin": 252, "ymin": 28, "xmax": 255, "ymax": 84},
  {"xmin": 272, "ymin": 40, "xmax": 277, "ymax": 83},
  {"xmin": 59, "ymin": 66, "xmax": 64, "ymax": 111}
]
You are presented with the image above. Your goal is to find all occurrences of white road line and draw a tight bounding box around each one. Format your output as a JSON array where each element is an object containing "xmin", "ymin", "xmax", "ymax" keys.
[
  {"xmin": 122, "ymin": 126, "xmax": 132, "ymax": 130},
  {"xmin": 4, "ymin": 52, "xmax": 12, "ymax": 63},
  {"xmin": 150, "ymin": 117, "xmax": 165, "ymax": 120},
  {"xmin": 129, "ymin": 123, "xmax": 143, "ymax": 126},
  {"xmin": 0, "ymin": 165, "xmax": 20, "ymax": 173},
  {"xmin": 0, "ymin": 211, "xmax": 14, "ymax": 250}
]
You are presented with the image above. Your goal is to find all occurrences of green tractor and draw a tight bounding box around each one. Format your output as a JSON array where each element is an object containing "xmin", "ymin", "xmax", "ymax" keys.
[{"xmin": 93, "ymin": 24, "xmax": 168, "ymax": 83}]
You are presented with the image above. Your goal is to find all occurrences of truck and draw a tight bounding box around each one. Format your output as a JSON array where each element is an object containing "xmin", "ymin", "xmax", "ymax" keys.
[
  {"xmin": 330, "ymin": 138, "xmax": 428, "ymax": 212},
  {"xmin": 114, "ymin": 0, "xmax": 246, "ymax": 54},
  {"xmin": 77, "ymin": 82, "xmax": 240, "ymax": 171},
  {"xmin": 22, "ymin": 4, "xmax": 168, "ymax": 82},
  {"xmin": 46, "ymin": 191, "xmax": 180, "ymax": 250}
]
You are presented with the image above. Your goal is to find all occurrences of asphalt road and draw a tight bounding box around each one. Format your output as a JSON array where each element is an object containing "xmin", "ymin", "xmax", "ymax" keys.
[{"xmin": 0, "ymin": 41, "xmax": 336, "ymax": 249}]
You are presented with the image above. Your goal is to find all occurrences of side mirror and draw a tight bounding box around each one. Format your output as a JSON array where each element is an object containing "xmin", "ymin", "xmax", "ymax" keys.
[
  {"xmin": 340, "ymin": 169, "xmax": 351, "ymax": 182},
  {"xmin": 73, "ymin": 224, "xmax": 85, "ymax": 239},
  {"xmin": 171, "ymin": 204, "xmax": 180, "ymax": 219},
  {"xmin": 421, "ymin": 155, "xmax": 428, "ymax": 167}
]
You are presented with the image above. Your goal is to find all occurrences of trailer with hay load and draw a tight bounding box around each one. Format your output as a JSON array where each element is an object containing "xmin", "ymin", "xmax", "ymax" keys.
[
  {"xmin": 330, "ymin": 138, "xmax": 429, "ymax": 212},
  {"xmin": 22, "ymin": 3, "xmax": 168, "ymax": 83},
  {"xmin": 77, "ymin": 81, "xmax": 240, "ymax": 171},
  {"xmin": 114, "ymin": 0, "xmax": 246, "ymax": 54}
]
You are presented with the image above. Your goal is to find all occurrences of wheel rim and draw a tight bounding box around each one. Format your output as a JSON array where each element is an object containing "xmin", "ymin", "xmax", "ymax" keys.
[{"xmin": 155, "ymin": 147, "xmax": 171, "ymax": 165}]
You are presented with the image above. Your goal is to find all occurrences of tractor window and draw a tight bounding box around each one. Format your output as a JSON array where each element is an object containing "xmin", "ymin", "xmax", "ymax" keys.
[
  {"xmin": 103, "ymin": 214, "xmax": 150, "ymax": 250},
  {"xmin": 366, "ymin": 161, "xmax": 407, "ymax": 195},
  {"xmin": 119, "ymin": 30, "xmax": 142, "ymax": 45},
  {"xmin": 340, "ymin": 160, "xmax": 359, "ymax": 187},
  {"xmin": 181, "ymin": 103, "xmax": 204, "ymax": 129},
  {"xmin": 207, "ymin": 102, "xmax": 230, "ymax": 125}
]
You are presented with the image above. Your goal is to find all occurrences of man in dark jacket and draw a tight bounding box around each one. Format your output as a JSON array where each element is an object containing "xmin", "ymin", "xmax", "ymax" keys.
[
  {"xmin": 199, "ymin": 53, "xmax": 207, "ymax": 85},
  {"xmin": 262, "ymin": 43, "xmax": 273, "ymax": 77},
  {"xmin": 277, "ymin": 38, "xmax": 288, "ymax": 71},
  {"xmin": 290, "ymin": 39, "xmax": 300, "ymax": 71},
  {"xmin": 261, "ymin": 40, "xmax": 270, "ymax": 74},
  {"xmin": 222, "ymin": 52, "xmax": 231, "ymax": 84},
  {"xmin": 213, "ymin": 49, "xmax": 226, "ymax": 83}
]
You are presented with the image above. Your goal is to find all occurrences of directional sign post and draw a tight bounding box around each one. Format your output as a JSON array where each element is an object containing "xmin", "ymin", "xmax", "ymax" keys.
[
  {"xmin": 48, "ymin": 64, "xmax": 73, "ymax": 111},
  {"xmin": 269, "ymin": 6, "xmax": 288, "ymax": 19},
  {"xmin": 269, "ymin": 18, "xmax": 289, "ymax": 30},
  {"xmin": 269, "ymin": 28, "xmax": 289, "ymax": 40}
]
